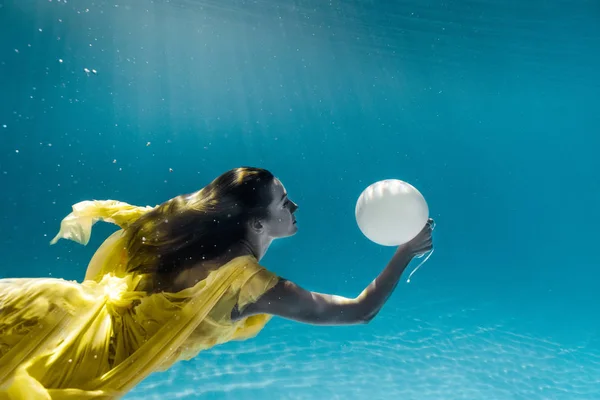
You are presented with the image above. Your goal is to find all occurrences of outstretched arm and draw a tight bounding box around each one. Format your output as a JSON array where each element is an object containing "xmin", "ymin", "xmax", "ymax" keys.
[{"xmin": 233, "ymin": 219, "xmax": 434, "ymax": 326}]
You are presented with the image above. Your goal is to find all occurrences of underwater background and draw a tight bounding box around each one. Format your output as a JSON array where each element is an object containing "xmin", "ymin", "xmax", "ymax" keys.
[{"xmin": 1, "ymin": 0, "xmax": 599, "ymax": 398}]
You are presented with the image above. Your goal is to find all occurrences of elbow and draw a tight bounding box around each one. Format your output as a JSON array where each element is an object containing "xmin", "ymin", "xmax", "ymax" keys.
[
  {"xmin": 326, "ymin": 307, "xmax": 378, "ymax": 325},
  {"xmin": 357, "ymin": 310, "xmax": 379, "ymax": 324},
  {"xmin": 348, "ymin": 299, "xmax": 380, "ymax": 324}
]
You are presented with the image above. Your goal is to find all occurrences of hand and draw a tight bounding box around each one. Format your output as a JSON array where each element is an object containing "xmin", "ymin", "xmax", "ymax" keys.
[{"xmin": 400, "ymin": 218, "xmax": 435, "ymax": 258}]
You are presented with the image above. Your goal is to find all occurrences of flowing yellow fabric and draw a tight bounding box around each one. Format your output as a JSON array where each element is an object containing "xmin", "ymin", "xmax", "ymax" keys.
[{"xmin": 0, "ymin": 200, "xmax": 279, "ymax": 399}]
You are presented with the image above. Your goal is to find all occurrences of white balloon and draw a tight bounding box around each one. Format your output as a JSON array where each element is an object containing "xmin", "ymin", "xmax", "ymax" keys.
[{"xmin": 355, "ymin": 179, "xmax": 429, "ymax": 246}]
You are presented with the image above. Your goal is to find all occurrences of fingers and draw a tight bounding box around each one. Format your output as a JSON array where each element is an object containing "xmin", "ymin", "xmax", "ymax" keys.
[
  {"xmin": 419, "ymin": 219, "xmax": 435, "ymax": 236},
  {"xmin": 405, "ymin": 218, "xmax": 435, "ymax": 257},
  {"xmin": 414, "ymin": 219, "xmax": 434, "ymax": 253},
  {"xmin": 427, "ymin": 218, "xmax": 436, "ymax": 231}
]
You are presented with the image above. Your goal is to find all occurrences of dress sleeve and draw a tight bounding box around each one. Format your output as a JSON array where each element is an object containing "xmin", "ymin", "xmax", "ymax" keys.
[
  {"xmin": 235, "ymin": 263, "xmax": 280, "ymax": 313},
  {"xmin": 50, "ymin": 200, "xmax": 155, "ymax": 246},
  {"xmin": 225, "ymin": 259, "xmax": 280, "ymax": 342}
]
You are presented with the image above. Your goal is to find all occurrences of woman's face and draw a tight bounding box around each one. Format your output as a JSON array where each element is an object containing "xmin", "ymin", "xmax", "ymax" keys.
[{"xmin": 261, "ymin": 178, "xmax": 298, "ymax": 239}]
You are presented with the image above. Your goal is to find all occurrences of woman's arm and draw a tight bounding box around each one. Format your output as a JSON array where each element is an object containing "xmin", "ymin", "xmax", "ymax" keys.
[{"xmin": 233, "ymin": 219, "xmax": 434, "ymax": 325}]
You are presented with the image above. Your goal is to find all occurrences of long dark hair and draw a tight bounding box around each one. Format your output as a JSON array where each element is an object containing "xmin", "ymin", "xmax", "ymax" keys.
[{"xmin": 124, "ymin": 167, "xmax": 275, "ymax": 278}]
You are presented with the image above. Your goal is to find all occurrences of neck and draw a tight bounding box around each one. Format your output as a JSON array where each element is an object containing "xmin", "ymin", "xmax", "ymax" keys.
[{"xmin": 236, "ymin": 234, "xmax": 273, "ymax": 261}]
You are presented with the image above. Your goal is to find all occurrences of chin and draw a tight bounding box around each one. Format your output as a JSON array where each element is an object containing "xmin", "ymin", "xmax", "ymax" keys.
[{"xmin": 288, "ymin": 224, "xmax": 298, "ymax": 236}]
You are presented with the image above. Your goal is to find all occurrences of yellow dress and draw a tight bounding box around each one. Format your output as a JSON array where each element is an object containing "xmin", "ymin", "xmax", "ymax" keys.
[{"xmin": 0, "ymin": 200, "xmax": 279, "ymax": 399}]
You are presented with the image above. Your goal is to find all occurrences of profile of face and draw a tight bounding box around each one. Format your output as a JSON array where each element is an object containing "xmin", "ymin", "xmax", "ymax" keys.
[{"xmin": 260, "ymin": 178, "xmax": 298, "ymax": 239}]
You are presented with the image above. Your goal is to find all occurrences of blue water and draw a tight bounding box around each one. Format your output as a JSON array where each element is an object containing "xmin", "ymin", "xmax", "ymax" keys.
[{"xmin": 1, "ymin": 0, "xmax": 599, "ymax": 398}]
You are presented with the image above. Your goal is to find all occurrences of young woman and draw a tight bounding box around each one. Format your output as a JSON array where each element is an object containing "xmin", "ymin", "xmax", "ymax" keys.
[{"xmin": 0, "ymin": 167, "xmax": 434, "ymax": 399}]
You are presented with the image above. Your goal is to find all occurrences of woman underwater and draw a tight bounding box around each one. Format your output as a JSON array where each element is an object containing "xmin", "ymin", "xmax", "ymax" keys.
[{"xmin": 0, "ymin": 167, "xmax": 434, "ymax": 399}]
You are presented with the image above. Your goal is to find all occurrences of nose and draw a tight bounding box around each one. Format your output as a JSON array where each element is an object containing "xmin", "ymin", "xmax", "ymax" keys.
[{"xmin": 290, "ymin": 201, "xmax": 298, "ymax": 213}]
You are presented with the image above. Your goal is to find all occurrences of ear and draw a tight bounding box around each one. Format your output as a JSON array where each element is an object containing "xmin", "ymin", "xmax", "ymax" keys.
[{"xmin": 248, "ymin": 217, "xmax": 264, "ymax": 234}]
